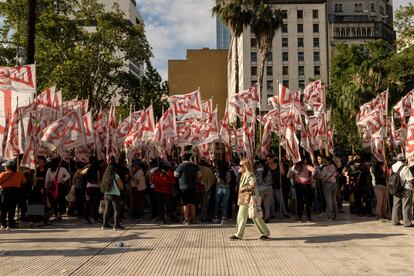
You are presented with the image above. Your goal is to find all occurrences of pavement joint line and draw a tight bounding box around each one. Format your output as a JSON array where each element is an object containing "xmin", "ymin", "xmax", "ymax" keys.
[{"xmin": 67, "ymin": 226, "xmax": 130, "ymax": 276}]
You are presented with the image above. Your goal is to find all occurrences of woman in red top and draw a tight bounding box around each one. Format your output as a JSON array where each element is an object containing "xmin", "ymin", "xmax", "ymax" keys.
[{"xmin": 150, "ymin": 165, "xmax": 177, "ymax": 224}]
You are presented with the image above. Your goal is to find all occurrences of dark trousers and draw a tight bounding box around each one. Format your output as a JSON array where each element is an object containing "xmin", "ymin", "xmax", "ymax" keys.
[
  {"xmin": 130, "ymin": 188, "xmax": 145, "ymax": 218},
  {"xmin": 85, "ymin": 187, "xmax": 101, "ymax": 221},
  {"xmin": 148, "ymin": 189, "xmax": 158, "ymax": 219},
  {"xmin": 1, "ymin": 187, "xmax": 20, "ymax": 227},
  {"xmin": 75, "ymin": 188, "xmax": 85, "ymax": 217},
  {"xmin": 155, "ymin": 192, "xmax": 174, "ymax": 222},
  {"xmin": 103, "ymin": 194, "xmax": 121, "ymax": 226},
  {"xmin": 282, "ymin": 182, "xmax": 291, "ymax": 212},
  {"xmin": 354, "ymin": 189, "xmax": 371, "ymax": 215},
  {"xmin": 295, "ymin": 184, "xmax": 314, "ymax": 220}
]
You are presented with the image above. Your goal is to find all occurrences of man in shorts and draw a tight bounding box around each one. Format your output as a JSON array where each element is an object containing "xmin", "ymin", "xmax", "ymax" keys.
[{"xmin": 174, "ymin": 154, "xmax": 200, "ymax": 225}]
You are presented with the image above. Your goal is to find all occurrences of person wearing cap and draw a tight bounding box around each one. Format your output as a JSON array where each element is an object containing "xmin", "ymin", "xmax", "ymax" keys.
[
  {"xmin": 391, "ymin": 154, "xmax": 414, "ymax": 227},
  {"xmin": 0, "ymin": 160, "xmax": 26, "ymax": 230}
]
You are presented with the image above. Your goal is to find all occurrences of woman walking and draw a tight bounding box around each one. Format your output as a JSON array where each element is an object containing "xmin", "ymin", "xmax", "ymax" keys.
[
  {"xmin": 101, "ymin": 164, "xmax": 124, "ymax": 230},
  {"xmin": 231, "ymin": 159, "xmax": 270, "ymax": 240}
]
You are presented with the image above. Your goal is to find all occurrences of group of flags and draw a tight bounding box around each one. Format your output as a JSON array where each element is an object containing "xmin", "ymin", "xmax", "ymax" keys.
[
  {"xmin": 356, "ymin": 88, "xmax": 414, "ymax": 161},
  {"xmin": 0, "ymin": 63, "xmax": 335, "ymax": 167},
  {"xmin": 222, "ymin": 80, "xmax": 333, "ymax": 164}
]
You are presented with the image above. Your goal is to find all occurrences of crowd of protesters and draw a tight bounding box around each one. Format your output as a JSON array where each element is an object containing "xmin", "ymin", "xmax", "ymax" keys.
[{"xmin": 1, "ymin": 150, "xmax": 414, "ymax": 236}]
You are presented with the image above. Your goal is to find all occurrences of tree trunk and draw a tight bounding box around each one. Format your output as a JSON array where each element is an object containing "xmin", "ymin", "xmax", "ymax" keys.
[
  {"xmin": 27, "ymin": 0, "xmax": 37, "ymax": 64},
  {"xmin": 234, "ymin": 36, "xmax": 239, "ymax": 95}
]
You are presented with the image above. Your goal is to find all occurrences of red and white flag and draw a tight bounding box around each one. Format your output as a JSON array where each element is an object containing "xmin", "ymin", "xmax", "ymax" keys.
[
  {"xmin": 371, "ymin": 128, "xmax": 385, "ymax": 161},
  {"xmin": 278, "ymin": 82, "xmax": 301, "ymax": 108},
  {"xmin": 393, "ymin": 90, "xmax": 414, "ymax": 128},
  {"xmin": 40, "ymin": 106, "xmax": 83, "ymax": 151},
  {"xmin": 202, "ymin": 98, "xmax": 213, "ymax": 118},
  {"xmin": 242, "ymin": 113, "xmax": 253, "ymax": 159},
  {"xmin": 62, "ymin": 99, "xmax": 88, "ymax": 116},
  {"xmin": 303, "ymin": 80, "xmax": 325, "ymax": 113},
  {"xmin": 106, "ymin": 104, "xmax": 118, "ymax": 163},
  {"xmin": 153, "ymin": 106, "xmax": 176, "ymax": 145},
  {"xmin": 175, "ymin": 119, "xmax": 193, "ymax": 146},
  {"xmin": 199, "ymin": 109, "xmax": 220, "ymax": 145},
  {"xmin": 4, "ymin": 109, "xmax": 20, "ymax": 160},
  {"xmin": 167, "ymin": 89, "xmax": 202, "ymax": 120},
  {"xmin": 260, "ymin": 119, "xmax": 272, "ymax": 158},
  {"xmin": 94, "ymin": 109, "xmax": 107, "ymax": 161},
  {"xmin": 281, "ymin": 124, "xmax": 301, "ymax": 164},
  {"xmin": 83, "ymin": 111, "xmax": 95, "ymax": 146},
  {"xmin": 20, "ymin": 111, "xmax": 36, "ymax": 169},
  {"xmin": 116, "ymin": 111, "xmax": 142, "ymax": 146},
  {"xmin": 124, "ymin": 105, "xmax": 155, "ymax": 149},
  {"xmin": 141, "ymin": 105, "xmax": 155, "ymax": 142},
  {"xmin": 300, "ymin": 123, "xmax": 316, "ymax": 164},
  {"xmin": 220, "ymin": 103, "xmax": 231, "ymax": 143},
  {"xmin": 405, "ymin": 103, "xmax": 414, "ymax": 158},
  {"xmin": 231, "ymin": 84, "xmax": 260, "ymax": 109}
]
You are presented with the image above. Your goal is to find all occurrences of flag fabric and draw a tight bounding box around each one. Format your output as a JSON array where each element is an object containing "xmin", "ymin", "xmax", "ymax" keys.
[
  {"xmin": 175, "ymin": 119, "xmax": 193, "ymax": 146},
  {"xmin": 231, "ymin": 84, "xmax": 260, "ymax": 109},
  {"xmin": 94, "ymin": 110, "xmax": 107, "ymax": 161},
  {"xmin": 371, "ymin": 128, "xmax": 385, "ymax": 161},
  {"xmin": 405, "ymin": 104, "xmax": 414, "ymax": 158},
  {"xmin": 167, "ymin": 89, "xmax": 203, "ymax": 120},
  {"xmin": 303, "ymin": 80, "xmax": 325, "ymax": 113},
  {"xmin": 4, "ymin": 109, "xmax": 20, "ymax": 160},
  {"xmin": 278, "ymin": 82, "xmax": 301, "ymax": 108},
  {"xmin": 242, "ymin": 113, "xmax": 253, "ymax": 159},
  {"xmin": 20, "ymin": 111, "xmax": 36, "ymax": 169},
  {"xmin": 220, "ymin": 103, "xmax": 231, "ymax": 144},
  {"xmin": 83, "ymin": 111, "xmax": 95, "ymax": 146},
  {"xmin": 202, "ymin": 98, "xmax": 213, "ymax": 118},
  {"xmin": 106, "ymin": 104, "xmax": 118, "ymax": 163},
  {"xmin": 300, "ymin": 122, "xmax": 316, "ymax": 164},
  {"xmin": 153, "ymin": 106, "xmax": 176, "ymax": 145},
  {"xmin": 116, "ymin": 111, "xmax": 143, "ymax": 146},
  {"xmin": 260, "ymin": 119, "xmax": 272, "ymax": 158},
  {"xmin": 62, "ymin": 99, "xmax": 88, "ymax": 116},
  {"xmin": 40, "ymin": 106, "xmax": 84, "ymax": 151}
]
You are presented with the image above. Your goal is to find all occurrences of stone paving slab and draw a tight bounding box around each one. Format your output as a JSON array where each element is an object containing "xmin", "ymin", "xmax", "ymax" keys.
[{"xmin": 1, "ymin": 215, "xmax": 414, "ymax": 276}]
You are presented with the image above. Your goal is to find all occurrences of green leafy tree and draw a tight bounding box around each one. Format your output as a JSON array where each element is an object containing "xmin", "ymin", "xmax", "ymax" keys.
[
  {"xmin": 0, "ymin": 0, "xmax": 153, "ymax": 111},
  {"xmin": 395, "ymin": 3, "xmax": 414, "ymax": 51}
]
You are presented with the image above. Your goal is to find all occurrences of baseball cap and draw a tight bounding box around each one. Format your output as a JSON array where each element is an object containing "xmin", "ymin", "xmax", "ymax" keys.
[{"xmin": 2, "ymin": 160, "xmax": 16, "ymax": 168}]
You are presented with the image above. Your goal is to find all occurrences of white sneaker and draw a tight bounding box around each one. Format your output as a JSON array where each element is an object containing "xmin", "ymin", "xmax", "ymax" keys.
[{"xmin": 0, "ymin": 225, "xmax": 5, "ymax": 230}]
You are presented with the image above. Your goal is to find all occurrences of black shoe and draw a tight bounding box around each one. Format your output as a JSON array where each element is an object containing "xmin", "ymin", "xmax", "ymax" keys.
[
  {"xmin": 264, "ymin": 218, "xmax": 270, "ymax": 223},
  {"xmin": 229, "ymin": 235, "xmax": 241, "ymax": 240},
  {"xmin": 283, "ymin": 214, "xmax": 290, "ymax": 219},
  {"xmin": 259, "ymin": 235, "xmax": 270, "ymax": 240}
]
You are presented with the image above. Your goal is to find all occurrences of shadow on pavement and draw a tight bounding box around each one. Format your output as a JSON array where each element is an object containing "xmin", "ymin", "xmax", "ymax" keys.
[{"xmin": 269, "ymin": 233, "xmax": 405, "ymax": 243}]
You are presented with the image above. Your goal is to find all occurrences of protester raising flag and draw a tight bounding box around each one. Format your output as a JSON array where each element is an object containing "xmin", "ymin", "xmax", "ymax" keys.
[
  {"xmin": 303, "ymin": 80, "xmax": 325, "ymax": 113},
  {"xmin": 106, "ymin": 103, "xmax": 118, "ymax": 163}
]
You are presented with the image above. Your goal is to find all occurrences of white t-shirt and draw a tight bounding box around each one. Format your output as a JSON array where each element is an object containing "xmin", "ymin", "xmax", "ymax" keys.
[
  {"xmin": 132, "ymin": 169, "xmax": 146, "ymax": 191},
  {"xmin": 45, "ymin": 167, "xmax": 71, "ymax": 188},
  {"xmin": 391, "ymin": 161, "xmax": 414, "ymax": 190}
]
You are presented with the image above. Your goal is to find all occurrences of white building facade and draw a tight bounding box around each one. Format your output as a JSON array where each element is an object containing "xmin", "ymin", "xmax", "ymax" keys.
[{"xmin": 229, "ymin": 0, "xmax": 328, "ymax": 112}]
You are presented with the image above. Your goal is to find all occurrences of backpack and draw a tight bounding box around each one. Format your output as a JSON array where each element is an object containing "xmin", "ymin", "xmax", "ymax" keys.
[{"xmin": 387, "ymin": 165, "xmax": 406, "ymax": 197}]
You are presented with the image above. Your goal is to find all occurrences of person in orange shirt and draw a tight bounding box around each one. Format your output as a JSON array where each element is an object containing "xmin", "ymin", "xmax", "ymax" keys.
[{"xmin": 0, "ymin": 160, "xmax": 26, "ymax": 230}]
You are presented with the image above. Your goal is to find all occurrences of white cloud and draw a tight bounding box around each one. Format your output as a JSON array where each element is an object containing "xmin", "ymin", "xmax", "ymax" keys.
[{"xmin": 136, "ymin": 0, "xmax": 216, "ymax": 81}]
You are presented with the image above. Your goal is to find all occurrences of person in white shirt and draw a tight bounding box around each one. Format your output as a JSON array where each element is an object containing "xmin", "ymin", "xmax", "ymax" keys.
[
  {"xmin": 45, "ymin": 157, "xmax": 71, "ymax": 222},
  {"xmin": 391, "ymin": 154, "xmax": 414, "ymax": 227}
]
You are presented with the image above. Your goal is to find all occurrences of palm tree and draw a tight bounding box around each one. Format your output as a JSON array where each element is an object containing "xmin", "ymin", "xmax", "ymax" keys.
[
  {"xmin": 212, "ymin": 0, "xmax": 251, "ymax": 96},
  {"xmin": 248, "ymin": 0, "xmax": 282, "ymax": 105}
]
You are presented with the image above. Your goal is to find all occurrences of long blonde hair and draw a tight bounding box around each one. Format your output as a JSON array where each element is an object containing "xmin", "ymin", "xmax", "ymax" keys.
[{"xmin": 240, "ymin": 158, "xmax": 254, "ymax": 174}]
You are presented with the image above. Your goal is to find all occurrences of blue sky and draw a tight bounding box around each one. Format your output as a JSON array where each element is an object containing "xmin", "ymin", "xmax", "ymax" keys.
[{"xmin": 137, "ymin": 0, "xmax": 412, "ymax": 81}]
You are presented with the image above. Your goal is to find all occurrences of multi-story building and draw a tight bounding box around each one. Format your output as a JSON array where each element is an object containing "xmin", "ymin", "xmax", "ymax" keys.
[
  {"xmin": 216, "ymin": 17, "xmax": 231, "ymax": 49},
  {"xmin": 168, "ymin": 49, "xmax": 228, "ymax": 119},
  {"xmin": 98, "ymin": 0, "xmax": 145, "ymax": 78},
  {"xmin": 229, "ymin": 0, "xmax": 328, "ymax": 112},
  {"xmin": 328, "ymin": 0, "xmax": 395, "ymax": 55}
]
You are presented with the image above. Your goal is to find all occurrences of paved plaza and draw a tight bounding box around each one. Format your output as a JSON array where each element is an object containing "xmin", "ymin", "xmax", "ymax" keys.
[{"xmin": 1, "ymin": 212, "xmax": 414, "ymax": 276}]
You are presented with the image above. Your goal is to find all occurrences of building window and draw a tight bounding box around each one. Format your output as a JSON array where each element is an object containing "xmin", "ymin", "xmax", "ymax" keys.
[
  {"xmin": 267, "ymin": 66, "xmax": 273, "ymax": 76},
  {"xmin": 297, "ymin": 24, "xmax": 303, "ymax": 33},
  {"xmin": 313, "ymin": 24, "xmax": 319, "ymax": 33},
  {"xmin": 297, "ymin": 10, "xmax": 303, "ymax": 19},
  {"xmin": 282, "ymin": 52, "xmax": 288, "ymax": 62},
  {"xmin": 298, "ymin": 52, "xmax": 304, "ymax": 62},
  {"xmin": 298, "ymin": 66, "xmax": 304, "ymax": 76},
  {"xmin": 380, "ymin": 6, "xmax": 385, "ymax": 15},
  {"xmin": 283, "ymin": 80, "xmax": 289, "ymax": 88},
  {"xmin": 313, "ymin": 10, "xmax": 319, "ymax": 19},
  {"xmin": 282, "ymin": 24, "xmax": 288, "ymax": 33},
  {"xmin": 283, "ymin": 66, "xmax": 289, "ymax": 76},
  {"xmin": 251, "ymin": 52, "xmax": 257, "ymax": 63},
  {"xmin": 251, "ymin": 66, "xmax": 257, "ymax": 76},
  {"xmin": 335, "ymin": 3, "xmax": 343, "ymax": 12},
  {"xmin": 299, "ymin": 80, "xmax": 305, "ymax": 90},
  {"xmin": 355, "ymin": 3, "xmax": 363, "ymax": 12},
  {"xmin": 314, "ymin": 66, "xmax": 320, "ymax": 76},
  {"xmin": 282, "ymin": 37, "xmax": 288, "ymax": 48},
  {"xmin": 371, "ymin": 3, "xmax": 375, "ymax": 12},
  {"xmin": 251, "ymin": 38, "xmax": 257, "ymax": 48},
  {"xmin": 313, "ymin": 37, "xmax": 320, "ymax": 48},
  {"xmin": 251, "ymin": 80, "xmax": 257, "ymax": 86},
  {"xmin": 339, "ymin": 4, "xmax": 343, "ymax": 12},
  {"xmin": 267, "ymin": 80, "xmax": 273, "ymax": 92},
  {"xmin": 298, "ymin": 38, "xmax": 304, "ymax": 48},
  {"xmin": 282, "ymin": 10, "xmax": 288, "ymax": 19},
  {"xmin": 314, "ymin": 52, "xmax": 320, "ymax": 62},
  {"xmin": 267, "ymin": 52, "xmax": 273, "ymax": 62}
]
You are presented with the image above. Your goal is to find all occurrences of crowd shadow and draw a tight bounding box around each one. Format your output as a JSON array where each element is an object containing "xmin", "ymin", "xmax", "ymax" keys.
[
  {"xmin": 268, "ymin": 233, "xmax": 404, "ymax": 243},
  {"xmin": 0, "ymin": 232, "xmax": 152, "ymax": 244},
  {"xmin": 0, "ymin": 246, "xmax": 152, "ymax": 257}
]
